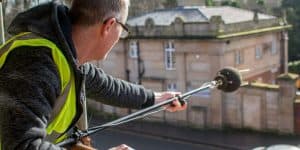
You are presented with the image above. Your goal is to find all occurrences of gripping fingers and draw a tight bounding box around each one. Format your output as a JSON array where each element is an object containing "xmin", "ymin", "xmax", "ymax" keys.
[
  {"xmin": 167, "ymin": 100, "xmax": 187, "ymax": 112},
  {"xmin": 109, "ymin": 144, "xmax": 135, "ymax": 150}
]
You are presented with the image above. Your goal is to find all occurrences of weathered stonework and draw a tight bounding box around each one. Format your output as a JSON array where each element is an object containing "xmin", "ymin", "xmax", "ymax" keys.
[{"xmin": 88, "ymin": 6, "xmax": 296, "ymax": 134}]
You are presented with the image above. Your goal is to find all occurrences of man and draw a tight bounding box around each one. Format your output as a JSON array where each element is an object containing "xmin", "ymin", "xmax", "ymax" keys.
[{"xmin": 0, "ymin": 0, "xmax": 186, "ymax": 150}]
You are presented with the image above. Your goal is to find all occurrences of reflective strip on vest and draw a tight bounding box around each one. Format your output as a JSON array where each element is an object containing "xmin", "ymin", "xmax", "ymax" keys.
[{"xmin": 0, "ymin": 32, "xmax": 77, "ymax": 147}]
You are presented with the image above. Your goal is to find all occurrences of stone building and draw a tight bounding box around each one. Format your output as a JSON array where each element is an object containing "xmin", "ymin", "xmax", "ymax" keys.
[
  {"xmin": 89, "ymin": 6, "xmax": 294, "ymax": 133},
  {"xmin": 127, "ymin": 0, "xmax": 283, "ymax": 18},
  {"xmin": 123, "ymin": 6, "xmax": 290, "ymax": 86}
]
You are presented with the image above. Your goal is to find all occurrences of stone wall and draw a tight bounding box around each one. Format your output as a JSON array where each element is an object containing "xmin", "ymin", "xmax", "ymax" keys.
[{"xmin": 88, "ymin": 74, "xmax": 298, "ymax": 134}]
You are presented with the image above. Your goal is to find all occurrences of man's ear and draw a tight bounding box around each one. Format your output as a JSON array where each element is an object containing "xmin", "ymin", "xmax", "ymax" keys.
[{"xmin": 100, "ymin": 18, "xmax": 117, "ymax": 37}]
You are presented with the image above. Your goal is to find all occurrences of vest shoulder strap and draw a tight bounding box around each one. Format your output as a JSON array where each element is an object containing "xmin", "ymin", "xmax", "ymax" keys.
[{"xmin": 0, "ymin": 32, "xmax": 77, "ymax": 143}]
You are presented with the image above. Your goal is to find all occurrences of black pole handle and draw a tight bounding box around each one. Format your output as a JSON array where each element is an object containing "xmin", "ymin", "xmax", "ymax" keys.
[
  {"xmin": 56, "ymin": 82, "xmax": 214, "ymax": 147},
  {"xmin": 175, "ymin": 95, "xmax": 187, "ymax": 106}
]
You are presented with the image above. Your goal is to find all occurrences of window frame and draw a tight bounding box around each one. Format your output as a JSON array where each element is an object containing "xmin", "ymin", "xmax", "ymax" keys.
[
  {"xmin": 165, "ymin": 41, "xmax": 176, "ymax": 70},
  {"xmin": 129, "ymin": 40, "xmax": 138, "ymax": 58},
  {"xmin": 167, "ymin": 82, "xmax": 177, "ymax": 92},
  {"xmin": 271, "ymin": 40, "xmax": 277, "ymax": 55},
  {"xmin": 255, "ymin": 46, "xmax": 263, "ymax": 59},
  {"xmin": 235, "ymin": 50, "xmax": 244, "ymax": 65}
]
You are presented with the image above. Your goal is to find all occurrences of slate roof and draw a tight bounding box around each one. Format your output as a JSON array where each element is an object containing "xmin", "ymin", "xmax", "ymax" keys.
[{"xmin": 127, "ymin": 6, "xmax": 276, "ymax": 26}]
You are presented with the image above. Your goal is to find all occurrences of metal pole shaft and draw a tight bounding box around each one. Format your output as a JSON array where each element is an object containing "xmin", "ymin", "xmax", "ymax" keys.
[
  {"xmin": 57, "ymin": 81, "xmax": 218, "ymax": 147},
  {"xmin": 0, "ymin": 1, "xmax": 5, "ymax": 44},
  {"xmin": 89, "ymin": 81, "xmax": 217, "ymax": 131},
  {"xmin": 77, "ymin": 75, "xmax": 89, "ymax": 131}
]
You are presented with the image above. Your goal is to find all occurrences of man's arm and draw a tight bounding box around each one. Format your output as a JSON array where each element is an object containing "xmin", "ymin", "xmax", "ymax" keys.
[
  {"xmin": 83, "ymin": 63, "xmax": 155, "ymax": 109},
  {"xmin": 0, "ymin": 47, "xmax": 64, "ymax": 150}
]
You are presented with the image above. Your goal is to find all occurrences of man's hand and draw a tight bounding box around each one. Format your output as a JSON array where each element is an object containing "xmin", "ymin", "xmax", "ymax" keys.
[
  {"xmin": 70, "ymin": 142, "xmax": 97, "ymax": 150},
  {"xmin": 70, "ymin": 137, "xmax": 96, "ymax": 150},
  {"xmin": 154, "ymin": 92, "xmax": 187, "ymax": 112},
  {"xmin": 109, "ymin": 144, "xmax": 135, "ymax": 150}
]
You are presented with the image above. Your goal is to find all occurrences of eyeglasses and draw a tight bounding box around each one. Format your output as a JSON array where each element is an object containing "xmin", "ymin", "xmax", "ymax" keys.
[
  {"xmin": 116, "ymin": 20, "xmax": 129, "ymax": 38},
  {"xmin": 103, "ymin": 18, "xmax": 130, "ymax": 38}
]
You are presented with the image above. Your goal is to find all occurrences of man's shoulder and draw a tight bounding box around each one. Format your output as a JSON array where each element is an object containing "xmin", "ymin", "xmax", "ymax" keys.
[
  {"xmin": 6, "ymin": 46, "xmax": 53, "ymax": 62},
  {"xmin": 0, "ymin": 46, "xmax": 61, "ymax": 100},
  {"xmin": 0, "ymin": 46, "xmax": 57, "ymax": 75}
]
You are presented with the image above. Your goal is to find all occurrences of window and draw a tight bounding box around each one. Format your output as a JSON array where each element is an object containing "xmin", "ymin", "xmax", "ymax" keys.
[
  {"xmin": 271, "ymin": 40, "xmax": 277, "ymax": 55},
  {"xmin": 165, "ymin": 41, "xmax": 176, "ymax": 70},
  {"xmin": 235, "ymin": 50, "xmax": 243, "ymax": 65},
  {"xmin": 167, "ymin": 83, "xmax": 177, "ymax": 91},
  {"xmin": 255, "ymin": 46, "xmax": 262, "ymax": 59},
  {"xmin": 129, "ymin": 41, "xmax": 138, "ymax": 58}
]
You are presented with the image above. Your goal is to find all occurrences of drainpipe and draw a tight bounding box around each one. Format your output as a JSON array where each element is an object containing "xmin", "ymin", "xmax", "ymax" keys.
[
  {"xmin": 123, "ymin": 39, "xmax": 130, "ymax": 82},
  {"xmin": 137, "ymin": 41, "xmax": 145, "ymax": 85}
]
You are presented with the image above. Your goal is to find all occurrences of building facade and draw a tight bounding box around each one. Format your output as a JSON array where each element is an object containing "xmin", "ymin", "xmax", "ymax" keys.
[
  {"xmin": 117, "ymin": 6, "xmax": 290, "ymax": 87},
  {"xmin": 90, "ymin": 6, "xmax": 293, "ymax": 132}
]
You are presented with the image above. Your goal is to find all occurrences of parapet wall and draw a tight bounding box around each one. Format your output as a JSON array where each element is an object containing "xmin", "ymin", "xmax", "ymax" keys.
[
  {"xmin": 128, "ymin": 17, "xmax": 284, "ymax": 38},
  {"xmin": 88, "ymin": 74, "xmax": 299, "ymax": 134}
]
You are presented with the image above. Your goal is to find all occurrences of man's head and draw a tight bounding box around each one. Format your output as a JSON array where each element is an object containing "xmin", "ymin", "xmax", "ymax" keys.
[
  {"xmin": 69, "ymin": 0, "xmax": 130, "ymax": 63},
  {"xmin": 70, "ymin": 0, "xmax": 129, "ymax": 26}
]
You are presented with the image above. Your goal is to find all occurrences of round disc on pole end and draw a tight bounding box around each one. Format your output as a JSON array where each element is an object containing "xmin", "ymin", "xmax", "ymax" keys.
[{"xmin": 215, "ymin": 67, "xmax": 242, "ymax": 92}]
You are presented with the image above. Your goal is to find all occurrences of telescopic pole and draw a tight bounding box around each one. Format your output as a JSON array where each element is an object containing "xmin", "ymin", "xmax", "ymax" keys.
[
  {"xmin": 57, "ymin": 67, "xmax": 242, "ymax": 147},
  {"xmin": 57, "ymin": 81, "xmax": 220, "ymax": 147}
]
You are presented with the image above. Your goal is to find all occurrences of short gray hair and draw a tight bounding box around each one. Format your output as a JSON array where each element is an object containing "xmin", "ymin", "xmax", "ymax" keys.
[{"xmin": 69, "ymin": 0, "xmax": 129, "ymax": 26}]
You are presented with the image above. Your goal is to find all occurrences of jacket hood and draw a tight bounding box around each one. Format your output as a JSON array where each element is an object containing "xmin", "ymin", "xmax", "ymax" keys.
[{"xmin": 7, "ymin": 2, "xmax": 78, "ymax": 66}]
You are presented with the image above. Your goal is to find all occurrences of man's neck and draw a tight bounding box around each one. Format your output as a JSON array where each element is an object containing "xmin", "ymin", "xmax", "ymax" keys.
[{"xmin": 72, "ymin": 25, "xmax": 98, "ymax": 65}]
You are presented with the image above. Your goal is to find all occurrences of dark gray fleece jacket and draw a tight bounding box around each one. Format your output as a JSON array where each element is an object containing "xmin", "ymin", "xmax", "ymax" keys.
[{"xmin": 0, "ymin": 2, "xmax": 154, "ymax": 150}]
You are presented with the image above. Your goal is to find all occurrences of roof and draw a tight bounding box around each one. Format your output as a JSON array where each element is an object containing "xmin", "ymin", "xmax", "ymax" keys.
[{"xmin": 127, "ymin": 6, "xmax": 276, "ymax": 26}]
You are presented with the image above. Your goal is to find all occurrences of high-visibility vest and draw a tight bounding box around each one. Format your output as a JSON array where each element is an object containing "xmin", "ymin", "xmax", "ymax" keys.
[{"xmin": 0, "ymin": 32, "xmax": 77, "ymax": 149}]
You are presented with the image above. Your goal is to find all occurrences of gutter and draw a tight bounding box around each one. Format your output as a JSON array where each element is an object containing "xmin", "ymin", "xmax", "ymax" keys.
[{"xmin": 217, "ymin": 25, "xmax": 292, "ymax": 39}]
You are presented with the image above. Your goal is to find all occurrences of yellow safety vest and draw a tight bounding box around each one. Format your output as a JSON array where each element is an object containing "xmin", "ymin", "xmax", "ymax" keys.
[{"xmin": 0, "ymin": 32, "xmax": 77, "ymax": 149}]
